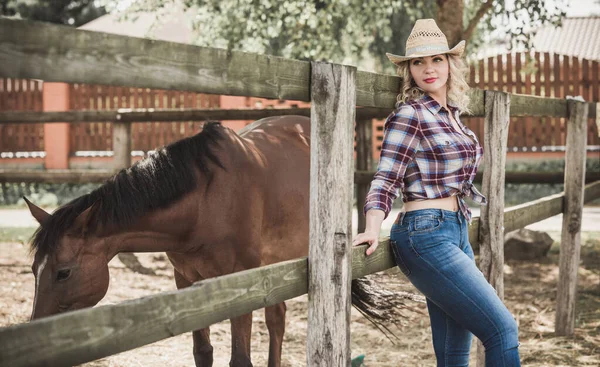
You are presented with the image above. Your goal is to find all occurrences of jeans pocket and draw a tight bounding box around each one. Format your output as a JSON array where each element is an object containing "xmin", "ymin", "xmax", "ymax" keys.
[
  {"xmin": 390, "ymin": 240, "xmax": 411, "ymax": 277},
  {"xmin": 412, "ymin": 215, "xmax": 442, "ymax": 234}
]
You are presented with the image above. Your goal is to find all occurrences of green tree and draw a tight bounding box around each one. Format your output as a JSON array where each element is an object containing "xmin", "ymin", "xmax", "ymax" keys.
[
  {"xmin": 126, "ymin": 0, "xmax": 565, "ymax": 72},
  {"xmin": 0, "ymin": 0, "xmax": 106, "ymax": 26}
]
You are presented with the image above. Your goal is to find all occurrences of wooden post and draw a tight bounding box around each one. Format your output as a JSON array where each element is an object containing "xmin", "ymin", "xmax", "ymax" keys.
[
  {"xmin": 476, "ymin": 91, "xmax": 511, "ymax": 366},
  {"xmin": 555, "ymin": 98, "xmax": 588, "ymax": 336},
  {"xmin": 355, "ymin": 119, "xmax": 373, "ymax": 233},
  {"xmin": 112, "ymin": 120, "xmax": 131, "ymax": 169},
  {"xmin": 307, "ymin": 61, "xmax": 356, "ymax": 366}
]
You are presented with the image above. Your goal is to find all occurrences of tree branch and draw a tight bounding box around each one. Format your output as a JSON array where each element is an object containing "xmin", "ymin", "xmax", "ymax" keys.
[{"xmin": 464, "ymin": 0, "xmax": 495, "ymax": 41}]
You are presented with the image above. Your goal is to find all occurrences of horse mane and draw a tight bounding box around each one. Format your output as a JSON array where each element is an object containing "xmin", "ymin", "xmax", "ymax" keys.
[{"xmin": 30, "ymin": 121, "xmax": 226, "ymax": 257}]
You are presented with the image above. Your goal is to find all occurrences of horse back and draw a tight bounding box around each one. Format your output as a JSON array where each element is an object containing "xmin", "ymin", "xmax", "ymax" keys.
[{"xmin": 239, "ymin": 116, "xmax": 311, "ymax": 263}]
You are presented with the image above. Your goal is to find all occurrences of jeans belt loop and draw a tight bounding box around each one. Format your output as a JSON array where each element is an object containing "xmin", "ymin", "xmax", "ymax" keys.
[
  {"xmin": 440, "ymin": 209, "xmax": 445, "ymax": 221},
  {"xmin": 398, "ymin": 211, "xmax": 405, "ymax": 226}
]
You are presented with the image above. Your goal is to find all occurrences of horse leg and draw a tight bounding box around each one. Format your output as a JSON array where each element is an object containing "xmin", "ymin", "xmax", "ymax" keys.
[
  {"xmin": 229, "ymin": 312, "xmax": 253, "ymax": 367},
  {"xmin": 265, "ymin": 302, "xmax": 286, "ymax": 367},
  {"xmin": 174, "ymin": 269, "xmax": 214, "ymax": 366}
]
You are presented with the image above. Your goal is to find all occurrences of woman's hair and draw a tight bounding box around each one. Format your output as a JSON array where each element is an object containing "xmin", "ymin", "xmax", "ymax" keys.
[{"xmin": 395, "ymin": 54, "xmax": 471, "ymax": 114}]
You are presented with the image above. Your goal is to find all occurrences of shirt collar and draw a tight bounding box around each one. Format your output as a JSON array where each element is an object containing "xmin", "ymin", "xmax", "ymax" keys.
[{"xmin": 420, "ymin": 94, "xmax": 459, "ymax": 116}]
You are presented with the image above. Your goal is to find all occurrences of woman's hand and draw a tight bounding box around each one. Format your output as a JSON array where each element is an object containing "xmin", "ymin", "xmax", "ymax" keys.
[{"xmin": 352, "ymin": 230, "xmax": 380, "ymax": 256}]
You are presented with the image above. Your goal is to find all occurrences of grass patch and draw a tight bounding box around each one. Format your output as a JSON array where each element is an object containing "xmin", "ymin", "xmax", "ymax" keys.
[{"xmin": 0, "ymin": 227, "xmax": 37, "ymax": 244}]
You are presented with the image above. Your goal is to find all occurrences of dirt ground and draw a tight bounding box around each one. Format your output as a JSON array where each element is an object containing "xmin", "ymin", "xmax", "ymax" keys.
[{"xmin": 1, "ymin": 232, "xmax": 599, "ymax": 367}]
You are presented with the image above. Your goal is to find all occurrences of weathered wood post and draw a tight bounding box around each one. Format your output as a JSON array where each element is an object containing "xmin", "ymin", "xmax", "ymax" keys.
[
  {"xmin": 307, "ymin": 61, "xmax": 356, "ymax": 366},
  {"xmin": 476, "ymin": 90, "xmax": 511, "ymax": 366},
  {"xmin": 555, "ymin": 98, "xmax": 588, "ymax": 336},
  {"xmin": 355, "ymin": 119, "xmax": 373, "ymax": 232},
  {"xmin": 112, "ymin": 117, "xmax": 131, "ymax": 169}
]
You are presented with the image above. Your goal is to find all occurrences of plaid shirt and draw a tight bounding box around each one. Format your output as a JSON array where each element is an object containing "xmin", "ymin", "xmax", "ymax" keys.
[{"xmin": 364, "ymin": 94, "xmax": 487, "ymax": 222}]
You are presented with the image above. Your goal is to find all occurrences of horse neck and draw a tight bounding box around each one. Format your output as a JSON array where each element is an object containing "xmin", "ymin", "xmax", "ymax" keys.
[{"xmin": 104, "ymin": 190, "xmax": 201, "ymax": 259}]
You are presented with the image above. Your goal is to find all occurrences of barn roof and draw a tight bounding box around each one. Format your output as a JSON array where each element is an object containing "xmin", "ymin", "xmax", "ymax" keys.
[
  {"xmin": 78, "ymin": 7, "xmax": 196, "ymax": 44},
  {"xmin": 533, "ymin": 16, "xmax": 600, "ymax": 61}
]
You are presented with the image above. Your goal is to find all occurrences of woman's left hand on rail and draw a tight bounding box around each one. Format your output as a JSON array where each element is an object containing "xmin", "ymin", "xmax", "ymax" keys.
[{"xmin": 352, "ymin": 231, "xmax": 380, "ymax": 256}]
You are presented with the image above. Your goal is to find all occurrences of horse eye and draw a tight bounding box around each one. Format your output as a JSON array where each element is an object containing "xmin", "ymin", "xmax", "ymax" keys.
[{"xmin": 56, "ymin": 269, "xmax": 71, "ymax": 282}]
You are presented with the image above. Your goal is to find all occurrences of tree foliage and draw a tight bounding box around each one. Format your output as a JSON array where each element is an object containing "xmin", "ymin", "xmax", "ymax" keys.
[
  {"xmin": 125, "ymin": 0, "xmax": 566, "ymax": 72},
  {"xmin": 0, "ymin": 0, "xmax": 106, "ymax": 26}
]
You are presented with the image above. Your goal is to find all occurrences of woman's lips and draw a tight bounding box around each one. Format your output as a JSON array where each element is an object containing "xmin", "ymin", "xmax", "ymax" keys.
[{"xmin": 424, "ymin": 78, "xmax": 437, "ymax": 83}]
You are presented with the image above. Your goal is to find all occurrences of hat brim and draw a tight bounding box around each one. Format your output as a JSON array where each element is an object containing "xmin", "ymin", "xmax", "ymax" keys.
[{"xmin": 386, "ymin": 40, "xmax": 466, "ymax": 65}]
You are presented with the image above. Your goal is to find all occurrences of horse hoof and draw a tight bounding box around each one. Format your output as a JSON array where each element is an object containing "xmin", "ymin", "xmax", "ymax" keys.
[
  {"xmin": 194, "ymin": 352, "xmax": 214, "ymax": 367},
  {"xmin": 229, "ymin": 356, "xmax": 253, "ymax": 367}
]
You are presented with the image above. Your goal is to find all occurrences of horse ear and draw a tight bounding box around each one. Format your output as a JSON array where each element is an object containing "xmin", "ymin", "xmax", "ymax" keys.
[
  {"xmin": 23, "ymin": 196, "xmax": 51, "ymax": 226},
  {"xmin": 72, "ymin": 205, "xmax": 95, "ymax": 236}
]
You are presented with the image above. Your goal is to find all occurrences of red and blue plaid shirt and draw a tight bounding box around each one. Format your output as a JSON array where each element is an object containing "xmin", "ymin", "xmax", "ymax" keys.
[{"xmin": 364, "ymin": 94, "xmax": 487, "ymax": 222}]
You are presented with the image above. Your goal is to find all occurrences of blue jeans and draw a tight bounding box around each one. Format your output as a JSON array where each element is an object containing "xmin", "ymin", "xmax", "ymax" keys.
[{"xmin": 390, "ymin": 209, "xmax": 520, "ymax": 367}]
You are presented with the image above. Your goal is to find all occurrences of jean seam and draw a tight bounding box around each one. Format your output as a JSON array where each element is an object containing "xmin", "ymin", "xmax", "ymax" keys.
[
  {"xmin": 416, "ymin": 250, "xmax": 508, "ymax": 365},
  {"xmin": 444, "ymin": 316, "xmax": 450, "ymax": 367}
]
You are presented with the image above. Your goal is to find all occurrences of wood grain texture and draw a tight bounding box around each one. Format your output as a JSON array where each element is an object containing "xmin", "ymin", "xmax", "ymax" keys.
[
  {"xmin": 0, "ymin": 18, "xmax": 310, "ymax": 100},
  {"xmin": 0, "ymin": 107, "xmax": 391, "ymax": 124},
  {"xmin": 112, "ymin": 122, "xmax": 131, "ymax": 169},
  {"xmin": 0, "ymin": 169, "xmax": 115, "ymax": 183},
  {"xmin": 555, "ymin": 99, "xmax": 589, "ymax": 336},
  {"xmin": 355, "ymin": 119, "xmax": 373, "ymax": 233},
  {"xmin": 307, "ymin": 61, "xmax": 356, "ymax": 366},
  {"xmin": 0, "ymin": 257, "xmax": 310, "ymax": 367},
  {"xmin": 479, "ymin": 91, "xmax": 511, "ymax": 296},
  {"xmin": 477, "ymin": 91, "xmax": 510, "ymax": 366}
]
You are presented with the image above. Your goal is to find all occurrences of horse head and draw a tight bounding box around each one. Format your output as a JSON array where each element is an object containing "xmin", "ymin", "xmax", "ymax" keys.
[{"xmin": 25, "ymin": 197, "xmax": 110, "ymax": 320}]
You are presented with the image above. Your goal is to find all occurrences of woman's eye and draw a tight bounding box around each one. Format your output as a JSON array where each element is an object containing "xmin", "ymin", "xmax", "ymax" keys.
[
  {"xmin": 56, "ymin": 269, "xmax": 71, "ymax": 282},
  {"xmin": 412, "ymin": 60, "xmax": 422, "ymax": 65},
  {"xmin": 434, "ymin": 57, "xmax": 443, "ymax": 62}
]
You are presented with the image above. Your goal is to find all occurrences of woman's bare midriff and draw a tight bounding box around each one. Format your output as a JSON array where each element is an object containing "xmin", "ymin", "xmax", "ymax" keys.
[{"xmin": 403, "ymin": 195, "xmax": 459, "ymax": 212}]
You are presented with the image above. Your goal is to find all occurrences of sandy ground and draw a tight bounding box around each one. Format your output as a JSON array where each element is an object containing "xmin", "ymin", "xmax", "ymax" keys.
[{"xmin": 1, "ymin": 231, "xmax": 599, "ymax": 367}]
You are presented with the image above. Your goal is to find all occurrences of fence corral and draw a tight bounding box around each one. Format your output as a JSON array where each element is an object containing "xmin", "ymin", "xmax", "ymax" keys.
[{"xmin": 0, "ymin": 18, "xmax": 599, "ymax": 367}]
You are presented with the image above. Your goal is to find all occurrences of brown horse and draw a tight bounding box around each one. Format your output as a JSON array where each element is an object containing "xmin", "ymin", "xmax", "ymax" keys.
[{"xmin": 25, "ymin": 116, "xmax": 311, "ymax": 367}]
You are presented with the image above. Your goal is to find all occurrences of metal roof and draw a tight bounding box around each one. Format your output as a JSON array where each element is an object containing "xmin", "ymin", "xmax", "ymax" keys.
[{"xmin": 533, "ymin": 16, "xmax": 600, "ymax": 60}]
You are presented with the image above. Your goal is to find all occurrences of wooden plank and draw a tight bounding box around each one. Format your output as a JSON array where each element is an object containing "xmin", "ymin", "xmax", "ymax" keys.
[
  {"xmin": 0, "ymin": 18, "xmax": 401, "ymax": 109},
  {"xmin": 535, "ymin": 52, "xmax": 546, "ymax": 147},
  {"xmin": 0, "ymin": 238, "xmax": 400, "ymax": 367},
  {"xmin": 592, "ymin": 60, "xmax": 599, "ymax": 102},
  {"xmin": 525, "ymin": 54, "xmax": 534, "ymax": 148},
  {"xmin": 307, "ymin": 61, "xmax": 355, "ymax": 366},
  {"xmin": 555, "ymin": 99, "xmax": 588, "ymax": 336},
  {"xmin": 0, "ymin": 257, "xmax": 309, "ymax": 367},
  {"xmin": 476, "ymin": 91, "xmax": 510, "ymax": 364},
  {"xmin": 554, "ymin": 54, "xmax": 563, "ymax": 147},
  {"xmin": 0, "ymin": 169, "xmax": 116, "ymax": 183},
  {"xmin": 515, "ymin": 52, "xmax": 524, "ymax": 149},
  {"xmin": 355, "ymin": 118, "xmax": 373, "ymax": 233},
  {"xmin": 503, "ymin": 192, "xmax": 563, "ymax": 233},
  {"xmin": 112, "ymin": 122, "xmax": 131, "ymax": 169},
  {"xmin": 0, "ymin": 107, "xmax": 393, "ymax": 124},
  {"xmin": 510, "ymin": 93, "xmax": 568, "ymax": 117}
]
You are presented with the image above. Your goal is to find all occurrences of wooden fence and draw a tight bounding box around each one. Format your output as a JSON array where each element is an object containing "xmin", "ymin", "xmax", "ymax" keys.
[
  {"xmin": 2, "ymin": 53, "xmax": 599, "ymax": 156},
  {"xmin": 0, "ymin": 78, "xmax": 45, "ymax": 152},
  {"xmin": 465, "ymin": 52, "xmax": 600, "ymax": 152},
  {"xmin": 68, "ymin": 84, "xmax": 220, "ymax": 152},
  {"xmin": 0, "ymin": 18, "xmax": 598, "ymax": 367}
]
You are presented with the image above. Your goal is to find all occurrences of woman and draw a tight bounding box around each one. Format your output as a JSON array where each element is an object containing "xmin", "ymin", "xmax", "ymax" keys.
[{"xmin": 352, "ymin": 19, "xmax": 521, "ymax": 366}]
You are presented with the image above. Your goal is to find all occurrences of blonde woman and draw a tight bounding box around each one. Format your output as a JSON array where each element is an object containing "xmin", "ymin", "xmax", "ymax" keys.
[{"xmin": 353, "ymin": 19, "xmax": 521, "ymax": 366}]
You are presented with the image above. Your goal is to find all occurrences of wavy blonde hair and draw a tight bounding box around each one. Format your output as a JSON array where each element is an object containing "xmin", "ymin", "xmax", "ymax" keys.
[{"xmin": 394, "ymin": 54, "xmax": 471, "ymax": 114}]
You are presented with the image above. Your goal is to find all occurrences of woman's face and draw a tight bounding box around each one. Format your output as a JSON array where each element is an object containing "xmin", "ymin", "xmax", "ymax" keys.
[{"xmin": 409, "ymin": 54, "xmax": 449, "ymax": 96}]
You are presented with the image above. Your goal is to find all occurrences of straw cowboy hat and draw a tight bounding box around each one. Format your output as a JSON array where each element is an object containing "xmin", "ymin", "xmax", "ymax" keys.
[{"xmin": 386, "ymin": 19, "xmax": 466, "ymax": 65}]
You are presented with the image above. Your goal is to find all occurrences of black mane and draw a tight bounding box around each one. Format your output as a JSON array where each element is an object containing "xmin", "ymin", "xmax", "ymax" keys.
[{"xmin": 30, "ymin": 122, "xmax": 226, "ymax": 257}]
